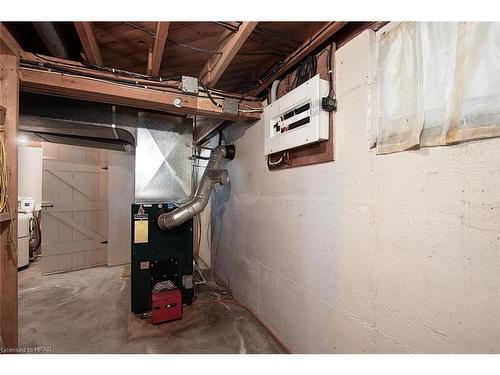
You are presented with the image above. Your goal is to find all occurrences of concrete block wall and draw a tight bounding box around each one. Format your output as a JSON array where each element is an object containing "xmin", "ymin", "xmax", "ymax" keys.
[{"xmin": 213, "ymin": 30, "xmax": 500, "ymax": 353}]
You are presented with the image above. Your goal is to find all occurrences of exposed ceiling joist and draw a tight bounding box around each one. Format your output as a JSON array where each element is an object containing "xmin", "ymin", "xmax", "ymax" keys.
[
  {"xmin": 146, "ymin": 46, "xmax": 153, "ymax": 75},
  {"xmin": 18, "ymin": 62, "xmax": 261, "ymax": 123},
  {"xmin": 150, "ymin": 22, "xmax": 170, "ymax": 76},
  {"xmin": 200, "ymin": 21, "xmax": 258, "ymax": 87},
  {"xmin": 248, "ymin": 21, "xmax": 348, "ymax": 96},
  {"xmin": 0, "ymin": 22, "xmax": 22, "ymax": 55},
  {"xmin": 74, "ymin": 22, "xmax": 103, "ymax": 66}
]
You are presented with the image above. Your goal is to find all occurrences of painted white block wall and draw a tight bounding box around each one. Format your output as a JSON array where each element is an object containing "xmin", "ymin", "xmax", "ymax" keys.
[
  {"xmin": 107, "ymin": 150, "xmax": 135, "ymax": 266},
  {"xmin": 214, "ymin": 30, "xmax": 500, "ymax": 353},
  {"xmin": 18, "ymin": 145, "xmax": 43, "ymax": 210}
]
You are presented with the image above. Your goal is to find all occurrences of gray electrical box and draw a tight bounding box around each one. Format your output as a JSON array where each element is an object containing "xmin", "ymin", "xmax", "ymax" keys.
[
  {"xmin": 223, "ymin": 98, "xmax": 239, "ymax": 116},
  {"xmin": 180, "ymin": 76, "xmax": 199, "ymax": 95}
]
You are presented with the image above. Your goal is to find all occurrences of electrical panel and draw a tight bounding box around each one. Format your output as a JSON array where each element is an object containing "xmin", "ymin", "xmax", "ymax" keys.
[{"xmin": 264, "ymin": 74, "xmax": 329, "ymax": 155}]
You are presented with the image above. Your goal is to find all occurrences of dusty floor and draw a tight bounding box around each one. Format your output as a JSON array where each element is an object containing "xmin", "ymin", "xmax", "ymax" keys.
[{"xmin": 18, "ymin": 259, "xmax": 284, "ymax": 353}]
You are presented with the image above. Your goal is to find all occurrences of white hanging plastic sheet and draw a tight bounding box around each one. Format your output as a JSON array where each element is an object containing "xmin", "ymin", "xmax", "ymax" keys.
[{"xmin": 377, "ymin": 22, "xmax": 500, "ymax": 154}]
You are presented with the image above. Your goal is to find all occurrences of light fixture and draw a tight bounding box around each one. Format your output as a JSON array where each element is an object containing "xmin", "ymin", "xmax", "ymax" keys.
[{"xmin": 17, "ymin": 135, "xmax": 28, "ymax": 145}]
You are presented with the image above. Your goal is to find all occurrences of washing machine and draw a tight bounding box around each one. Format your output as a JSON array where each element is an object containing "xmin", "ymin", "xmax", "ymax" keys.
[{"xmin": 17, "ymin": 213, "xmax": 30, "ymax": 269}]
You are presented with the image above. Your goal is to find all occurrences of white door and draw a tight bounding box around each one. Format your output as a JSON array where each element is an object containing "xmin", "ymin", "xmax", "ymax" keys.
[{"xmin": 41, "ymin": 143, "xmax": 108, "ymax": 274}]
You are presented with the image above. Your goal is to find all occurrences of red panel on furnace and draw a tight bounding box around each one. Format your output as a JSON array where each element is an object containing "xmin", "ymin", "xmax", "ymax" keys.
[{"xmin": 151, "ymin": 289, "xmax": 182, "ymax": 324}]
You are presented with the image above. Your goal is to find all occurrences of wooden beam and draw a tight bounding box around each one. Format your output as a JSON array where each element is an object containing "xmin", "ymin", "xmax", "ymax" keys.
[
  {"xmin": 146, "ymin": 46, "xmax": 153, "ymax": 76},
  {"xmin": 248, "ymin": 22, "xmax": 347, "ymax": 96},
  {"xmin": 21, "ymin": 51, "xmax": 182, "ymax": 88},
  {"xmin": 0, "ymin": 52, "xmax": 19, "ymax": 349},
  {"xmin": 0, "ymin": 23, "xmax": 22, "ymax": 56},
  {"xmin": 200, "ymin": 21, "xmax": 258, "ymax": 87},
  {"xmin": 19, "ymin": 67, "xmax": 261, "ymax": 122},
  {"xmin": 74, "ymin": 22, "xmax": 103, "ymax": 66},
  {"xmin": 151, "ymin": 22, "xmax": 169, "ymax": 76}
]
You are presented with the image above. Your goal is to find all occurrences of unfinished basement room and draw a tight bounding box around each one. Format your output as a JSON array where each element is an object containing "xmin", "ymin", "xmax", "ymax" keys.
[{"xmin": 1, "ymin": 1, "xmax": 500, "ymax": 373}]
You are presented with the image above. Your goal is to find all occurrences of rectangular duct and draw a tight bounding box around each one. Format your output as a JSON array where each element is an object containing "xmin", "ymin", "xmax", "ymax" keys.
[{"xmin": 134, "ymin": 112, "xmax": 193, "ymax": 204}]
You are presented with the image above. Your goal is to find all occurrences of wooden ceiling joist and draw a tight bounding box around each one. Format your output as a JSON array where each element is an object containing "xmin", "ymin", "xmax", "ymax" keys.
[
  {"xmin": 150, "ymin": 22, "xmax": 170, "ymax": 76},
  {"xmin": 248, "ymin": 21, "xmax": 348, "ymax": 96},
  {"xmin": 74, "ymin": 22, "xmax": 103, "ymax": 66},
  {"xmin": 200, "ymin": 21, "xmax": 258, "ymax": 87},
  {"xmin": 0, "ymin": 22, "xmax": 22, "ymax": 56},
  {"xmin": 19, "ymin": 64, "xmax": 261, "ymax": 122}
]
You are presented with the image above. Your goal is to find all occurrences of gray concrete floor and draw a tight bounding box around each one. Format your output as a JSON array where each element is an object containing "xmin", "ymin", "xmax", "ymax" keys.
[{"xmin": 18, "ymin": 259, "xmax": 284, "ymax": 354}]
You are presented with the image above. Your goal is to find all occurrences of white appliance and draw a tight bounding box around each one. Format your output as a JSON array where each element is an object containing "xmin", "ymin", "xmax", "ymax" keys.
[
  {"xmin": 17, "ymin": 213, "xmax": 30, "ymax": 269},
  {"xmin": 17, "ymin": 196, "xmax": 35, "ymax": 269},
  {"xmin": 264, "ymin": 74, "xmax": 330, "ymax": 155},
  {"xmin": 19, "ymin": 196, "xmax": 35, "ymax": 214}
]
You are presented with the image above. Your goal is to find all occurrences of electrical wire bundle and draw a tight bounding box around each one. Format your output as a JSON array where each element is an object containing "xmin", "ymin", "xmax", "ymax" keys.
[
  {"xmin": 293, "ymin": 54, "xmax": 318, "ymax": 87},
  {"xmin": 0, "ymin": 125, "xmax": 8, "ymax": 212},
  {"xmin": 0, "ymin": 125, "xmax": 17, "ymax": 265},
  {"xmin": 20, "ymin": 54, "xmax": 262, "ymax": 112},
  {"xmin": 267, "ymin": 150, "xmax": 290, "ymax": 170},
  {"xmin": 325, "ymin": 42, "xmax": 337, "ymax": 104}
]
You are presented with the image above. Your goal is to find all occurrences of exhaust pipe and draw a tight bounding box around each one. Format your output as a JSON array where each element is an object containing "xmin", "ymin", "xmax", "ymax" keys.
[{"xmin": 158, "ymin": 144, "xmax": 235, "ymax": 230}]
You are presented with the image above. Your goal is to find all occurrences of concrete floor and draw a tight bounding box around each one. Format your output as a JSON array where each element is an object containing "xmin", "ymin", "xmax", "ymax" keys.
[{"xmin": 18, "ymin": 259, "xmax": 284, "ymax": 354}]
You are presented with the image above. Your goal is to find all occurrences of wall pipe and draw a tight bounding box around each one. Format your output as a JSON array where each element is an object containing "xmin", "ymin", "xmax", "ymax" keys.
[
  {"xmin": 270, "ymin": 79, "xmax": 280, "ymax": 103},
  {"xmin": 158, "ymin": 144, "xmax": 235, "ymax": 230}
]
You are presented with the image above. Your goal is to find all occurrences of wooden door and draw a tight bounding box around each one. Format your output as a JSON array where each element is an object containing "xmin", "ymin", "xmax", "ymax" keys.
[{"xmin": 41, "ymin": 143, "xmax": 108, "ymax": 274}]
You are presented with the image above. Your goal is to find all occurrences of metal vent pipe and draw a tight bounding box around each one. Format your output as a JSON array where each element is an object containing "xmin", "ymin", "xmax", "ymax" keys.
[{"xmin": 158, "ymin": 144, "xmax": 235, "ymax": 230}]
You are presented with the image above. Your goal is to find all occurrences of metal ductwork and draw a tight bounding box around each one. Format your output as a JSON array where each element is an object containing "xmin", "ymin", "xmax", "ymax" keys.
[
  {"xmin": 32, "ymin": 22, "xmax": 70, "ymax": 59},
  {"xmin": 20, "ymin": 115, "xmax": 136, "ymax": 152},
  {"xmin": 157, "ymin": 144, "xmax": 235, "ymax": 230}
]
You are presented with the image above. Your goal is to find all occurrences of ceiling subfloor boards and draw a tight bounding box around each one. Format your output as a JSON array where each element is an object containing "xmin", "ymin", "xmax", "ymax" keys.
[{"xmin": 200, "ymin": 22, "xmax": 258, "ymax": 87}]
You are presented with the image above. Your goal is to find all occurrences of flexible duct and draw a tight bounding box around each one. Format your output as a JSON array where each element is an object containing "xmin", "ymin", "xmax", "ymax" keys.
[
  {"xmin": 157, "ymin": 144, "xmax": 235, "ymax": 230},
  {"xmin": 270, "ymin": 80, "xmax": 280, "ymax": 103},
  {"xmin": 32, "ymin": 22, "xmax": 70, "ymax": 59}
]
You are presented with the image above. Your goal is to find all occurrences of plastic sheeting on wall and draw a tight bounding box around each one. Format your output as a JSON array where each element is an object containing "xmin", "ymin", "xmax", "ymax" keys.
[{"xmin": 377, "ymin": 22, "xmax": 500, "ymax": 154}]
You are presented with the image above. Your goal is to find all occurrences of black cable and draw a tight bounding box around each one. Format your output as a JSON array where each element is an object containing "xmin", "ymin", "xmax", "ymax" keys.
[
  {"xmin": 167, "ymin": 38, "xmax": 223, "ymax": 54},
  {"xmin": 21, "ymin": 60, "xmax": 259, "ymax": 105},
  {"xmin": 213, "ymin": 21, "xmax": 239, "ymax": 33},
  {"xmin": 294, "ymin": 54, "xmax": 317, "ymax": 88},
  {"xmin": 198, "ymin": 80, "xmax": 223, "ymax": 108},
  {"xmin": 32, "ymin": 52, "xmax": 262, "ymax": 103},
  {"xmin": 122, "ymin": 22, "xmax": 156, "ymax": 37},
  {"xmin": 327, "ymin": 42, "xmax": 336, "ymax": 98},
  {"xmin": 33, "ymin": 53, "xmax": 181, "ymax": 82},
  {"xmin": 194, "ymin": 155, "xmax": 210, "ymax": 160},
  {"xmin": 218, "ymin": 130, "xmax": 223, "ymax": 146},
  {"xmin": 217, "ymin": 129, "xmax": 226, "ymax": 146},
  {"xmin": 20, "ymin": 61, "xmax": 184, "ymax": 95},
  {"xmin": 253, "ymin": 26, "xmax": 303, "ymax": 46}
]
